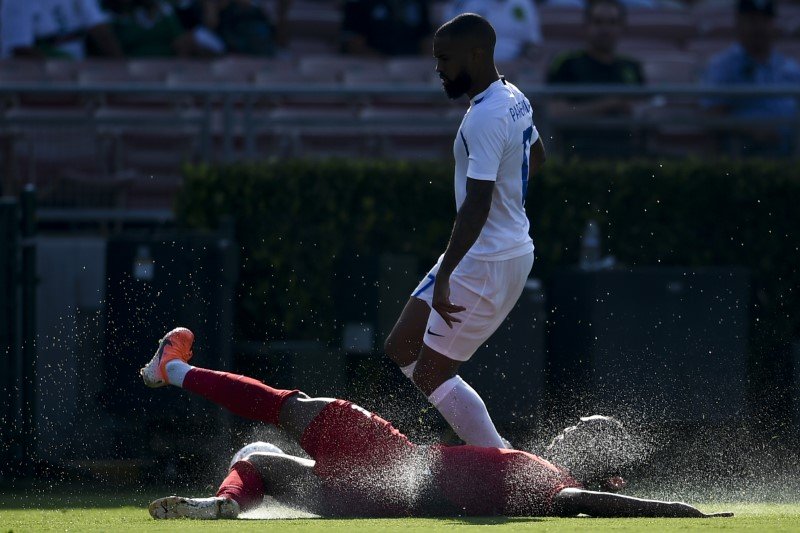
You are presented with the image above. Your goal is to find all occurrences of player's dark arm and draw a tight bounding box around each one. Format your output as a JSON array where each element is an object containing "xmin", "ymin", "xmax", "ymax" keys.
[
  {"xmin": 245, "ymin": 452, "xmax": 325, "ymax": 511},
  {"xmin": 87, "ymin": 23, "xmax": 124, "ymax": 58},
  {"xmin": 438, "ymin": 177, "xmax": 494, "ymax": 278},
  {"xmin": 432, "ymin": 177, "xmax": 493, "ymax": 326},
  {"xmin": 530, "ymin": 137, "xmax": 546, "ymax": 175},
  {"xmin": 11, "ymin": 46, "xmax": 44, "ymax": 58},
  {"xmin": 552, "ymin": 488, "xmax": 733, "ymax": 518}
]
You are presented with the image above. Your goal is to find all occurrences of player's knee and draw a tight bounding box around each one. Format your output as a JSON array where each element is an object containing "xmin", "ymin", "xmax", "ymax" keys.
[
  {"xmin": 383, "ymin": 334, "xmax": 397, "ymax": 360},
  {"xmin": 383, "ymin": 333, "xmax": 406, "ymax": 365}
]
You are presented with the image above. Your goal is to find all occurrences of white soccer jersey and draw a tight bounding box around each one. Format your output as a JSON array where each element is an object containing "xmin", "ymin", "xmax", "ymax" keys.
[
  {"xmin": 0, "ymin": 0, "xmax": 108, "ymax": 59},
  {"xmin": 454, "ymin": 77, "xmax": 537, "ymax": 261}
]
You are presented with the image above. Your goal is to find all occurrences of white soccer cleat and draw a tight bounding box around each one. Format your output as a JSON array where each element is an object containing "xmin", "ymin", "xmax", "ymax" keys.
[
  {"xmin": 229, "ymin": 441, "xmax": 285, "ymax": 470},
  {"xmin": 148, "ymin": 496, "xmax": 240, "ymax": 520},
  {"xmin": 140, "ymin": 341, "xmax": 168, "ymax": 388},
  {"xmin": 139, "ymin": 327, "xmax": 195, "ymax": 388}
]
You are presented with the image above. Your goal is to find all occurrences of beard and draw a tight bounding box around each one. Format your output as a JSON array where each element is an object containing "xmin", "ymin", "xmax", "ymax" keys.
[{"xmin": 441, "ymin": 70, "xmax": 472, "ymax": 100}]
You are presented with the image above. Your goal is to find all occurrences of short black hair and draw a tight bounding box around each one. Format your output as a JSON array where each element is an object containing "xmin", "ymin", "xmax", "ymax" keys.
[
  {"xmin": 436, "ymin": 13, "xmax": 496, "ymax": 53},
  {"xmin": 737, "ymin": 0, "xmax": 775, "ymax": 17},
  {"xmin": 585, "ymin": 0, "xmax": 627, "ymax": 23}
]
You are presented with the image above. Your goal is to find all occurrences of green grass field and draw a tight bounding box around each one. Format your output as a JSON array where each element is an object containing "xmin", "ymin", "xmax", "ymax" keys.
[{"xmin": 2, "ymin": 491, "xmax": 799, "ymax": 532}]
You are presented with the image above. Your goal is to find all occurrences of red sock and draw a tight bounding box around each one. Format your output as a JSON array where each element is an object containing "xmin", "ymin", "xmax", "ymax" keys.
[
  {"xmin": 216, "ymin": 461, "xmax": 265, "ymax": 511},
  {"xmin": 182, "ymin": 367, "xmax": 299, "ymax": 426}
]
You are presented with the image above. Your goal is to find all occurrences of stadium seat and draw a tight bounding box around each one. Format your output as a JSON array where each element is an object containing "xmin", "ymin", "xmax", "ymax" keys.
[
  {"xmin": 776, "ymin": 40, "xmax": 800, "ymax": 63},
  {"xmin": 127, "ymin": 59, "xmax": 211, "ymax": 82},
  {"xmin": 626, "ymin": 8, "xmax": 696, "ymax": 46},
  {"xmin": 6, "ymin": 122, "xmax": 113, "ymax": 198},
  {"xmin": 110, "ymin": 128, "xmax": 201, "ymax": 208},
  {"xmin": 776, "ymin": 4, "xmax": 800, "ymax": 37},
  {"xmin": 285, "ymin": 38, "xmax": 339, "ymax": 56},
  {"xmin": 210, "ymin": 57, "xmax": 274, "ymax": 81},
  {"xmin": 617, "ymin": 38, "xmax": 682, "ymax": 57},
  {"xmin": 642, "ymin": 53, "xmax": 701, "ymax": 84},
  {"xmin": 342, "ymin": 69, "xmax": 420, "ymax": 87},
  {"xmin": 77, "ymin": 62, "xmax": 147, "ymax": 85},
  {"xmin": 539, "ymin": 6, "xmax": 584, "ymax": 41},
  {"xmin": 686, "ymin": 38, "xmax": 731, "ymax": 63},
  {"xmin": 358, "ymin": 106, "xmax": 457, "ymax": 159},
  {"xmin": 39, "ymin": 171, "xmax": 133, "ymax": 208},
  {"xmin": 386, "ymin": 57, "xmax": 437, "ymax": 83},
  {"xmin": 639, "ymin": 99, "xmax": 716, "ymax": 157},
  {"xmin": 245, "ymin": 105, "xmax": 360, "ymax": 158},
  {"xmin": 694, "ymin": 13, "xmax": 735, "ymax": 39},
  {"xmin": 0, "ymin": 60, "xmax": 48, "ymax": 84},
  {"xmin": 298, "ymin": 56, "xmax": 384, "ymax": 81},
  {"xmin": 284, "ymin": 0, "xmax": 341, "ymax": 43},
  {"xmin": 43, "ymin": 59, "xmax": 82, "ymax": 81},
  {"xmin": 253, "ymin": 69, "xmax": 338, "ymax": 87}
]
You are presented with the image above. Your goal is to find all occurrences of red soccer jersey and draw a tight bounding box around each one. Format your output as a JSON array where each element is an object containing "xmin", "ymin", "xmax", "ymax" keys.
[
  {"xmin": 431, "ymin": 445, "xmax": 582, "ymax": 516},
  {"xmin": 300, "ymin": 400, "xmax": 581, "ymax": 517}
]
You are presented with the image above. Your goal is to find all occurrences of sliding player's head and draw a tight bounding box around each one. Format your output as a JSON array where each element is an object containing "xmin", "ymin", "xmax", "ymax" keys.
[
  {"xmin": 543, "ymin": 415, "xmax": 631, "ymax": 488},
  {"xmin": 433, "ymin": 13, "xmax": 496, "ymax": 99}
]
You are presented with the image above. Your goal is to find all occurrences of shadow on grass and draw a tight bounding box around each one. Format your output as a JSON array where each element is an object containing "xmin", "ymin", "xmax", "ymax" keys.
[
  {"xmin": 0, "ymin": 485, "xmax": 178, "ymax": 510},
  {"xmin": 435, "ymin": 516, "xmax": 545, "ymax": 525}
]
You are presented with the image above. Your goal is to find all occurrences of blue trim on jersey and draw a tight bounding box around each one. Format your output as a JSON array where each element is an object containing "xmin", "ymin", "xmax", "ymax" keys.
[
  {"xmin": 412, "ymin": 273, "xmax": 436, "ymax": 297},
  {"xmin": 473, "ymin": 96, "xmax": 485, "ymax": 105},
  {"xmin": 460, "ymin": 131, "xmax": 469, "ymax": 156}
]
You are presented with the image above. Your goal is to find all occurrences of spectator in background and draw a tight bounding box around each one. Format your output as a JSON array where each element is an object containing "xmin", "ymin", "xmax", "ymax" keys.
[
  {"xmin": 168, "ymin": 0, "xmax": 288, "ymax": 56},
  {"xmin": 545, "ymin": 0, "xmax": 644, "ymax": 157},
  {"xmin": 341, "ymin": 0, "xmax": 432, "ymax": 56},
  {"xmin": 104, "ymin": 0, "xmax": 214, "ymax": 56},
  {"xmin": 702, "ymin": 0, "xmax": 800, "ymax": 156},
  {"xmin": 204, "ymin": 0, "xmax": 288, "ymax": 56},
  {"xmin": 442, "ymin": 0, "xmax": 541, "ymax": 61},
  {"xmin": 1, "ymin": 0, "xmax": 123, "ymax": 59}
]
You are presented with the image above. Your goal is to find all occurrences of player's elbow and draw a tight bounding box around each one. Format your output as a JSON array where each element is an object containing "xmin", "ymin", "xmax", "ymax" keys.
[{"xmin": 551, "ymin": 488, "xmax": 583, "ymax": 517}]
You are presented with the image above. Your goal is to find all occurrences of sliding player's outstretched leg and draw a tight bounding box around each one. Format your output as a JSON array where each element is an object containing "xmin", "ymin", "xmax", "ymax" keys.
[
  {"xmin": 139, "ymin": 326, "xmax": 334, "ymax": 441},
  {"xmin": 140, "ymin": 327, "xmax": 415, "ymax": 455},
  {"xmin": 141, "ymin": 327, "xmax": 421, "ymax": 516}
]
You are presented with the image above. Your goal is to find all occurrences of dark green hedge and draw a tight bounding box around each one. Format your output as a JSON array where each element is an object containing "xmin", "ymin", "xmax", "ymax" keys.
[{"xmin": 177, "ymin": 159, "xmax": 799, "ymax": 358}]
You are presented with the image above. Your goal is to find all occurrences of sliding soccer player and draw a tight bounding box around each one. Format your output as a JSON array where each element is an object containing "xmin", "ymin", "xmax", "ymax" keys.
[{"xmin": 141, "ymin": 327, "xmax": 732, "ymax": 519}]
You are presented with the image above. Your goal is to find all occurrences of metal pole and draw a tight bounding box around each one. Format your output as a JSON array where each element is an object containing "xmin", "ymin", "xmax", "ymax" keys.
[
  {"xmin": 0, "ymin": 198, "xmax": 20, "ymax": 470},
  {"xmin": 19, "ymin": 184, "xmax": 36, "ymax": 459}
]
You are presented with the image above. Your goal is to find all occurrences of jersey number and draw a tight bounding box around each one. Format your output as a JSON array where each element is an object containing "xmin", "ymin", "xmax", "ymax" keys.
[{"xmin": 521, "ymin": 125, "xmax": 533, "ymax": 206}]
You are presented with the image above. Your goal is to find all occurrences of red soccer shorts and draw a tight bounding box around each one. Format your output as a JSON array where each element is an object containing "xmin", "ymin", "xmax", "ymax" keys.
[{"xmin": 300, "ymin": 399, "xmax": 418, "ymax": 516}]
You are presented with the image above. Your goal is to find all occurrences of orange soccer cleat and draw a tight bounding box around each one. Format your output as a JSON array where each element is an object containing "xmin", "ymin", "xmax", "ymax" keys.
[{"xmin": 139, "ymin": 327, "xmax": 195, "ymax": 387}]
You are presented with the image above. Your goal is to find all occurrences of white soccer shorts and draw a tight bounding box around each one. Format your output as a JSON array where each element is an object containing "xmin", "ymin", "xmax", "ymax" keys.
[{"xmin": 411, "ymin": 251, "xmax": 534, "ymax": 362}]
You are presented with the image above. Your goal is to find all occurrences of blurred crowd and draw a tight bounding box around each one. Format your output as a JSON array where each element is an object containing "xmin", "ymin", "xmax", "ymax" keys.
[
  {"xmin": 0, "ymin": 0, "xmax": 291, "ymax": 59},
  {"xmin": 0, "ymin": 0, "xmax": 798, "ymax": 155}
]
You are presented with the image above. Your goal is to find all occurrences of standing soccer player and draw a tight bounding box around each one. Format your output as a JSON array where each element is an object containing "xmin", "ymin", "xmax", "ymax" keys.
[{"xmin": 384, "ymin": 13, "xmax": 545, "ymax": 448}]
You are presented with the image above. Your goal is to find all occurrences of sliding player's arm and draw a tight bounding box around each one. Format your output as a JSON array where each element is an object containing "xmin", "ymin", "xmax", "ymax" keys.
[
  {"xmin": 245, "ymin": 452, "xmax": 326, "ymax": 511},
  {"xmin": 552, "ymin": 488, "xmax": 733, "ymax": 518}
]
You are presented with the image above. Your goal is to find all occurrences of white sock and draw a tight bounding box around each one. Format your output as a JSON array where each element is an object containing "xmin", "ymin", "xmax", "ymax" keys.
[
  {"xmin": 165, "ymin": 360, "xmax": 193, "ymax": 387},
  {"xmin": 428, "ymin": 375, "xmax": 506, "ymax": 448},
  {"xmin": 399, "ymin": 361, "xmax": 417, "ymax": 380}
]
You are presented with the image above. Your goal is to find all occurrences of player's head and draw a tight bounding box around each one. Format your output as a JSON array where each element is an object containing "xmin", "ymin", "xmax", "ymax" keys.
[
  {"xmin": 434, "ymin": 13, "xmax": 496, "ymax": 99},
  {"xmin": 584, "ymin": 0, "xmax": 626, "ymax": 55},
  {"xmin": 736, "ymin": 0, "xmax": 776, "ymax": 59},
  {"xmin": 543, "ymin": 415, "xmax": 631, "ymax": 489}
]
